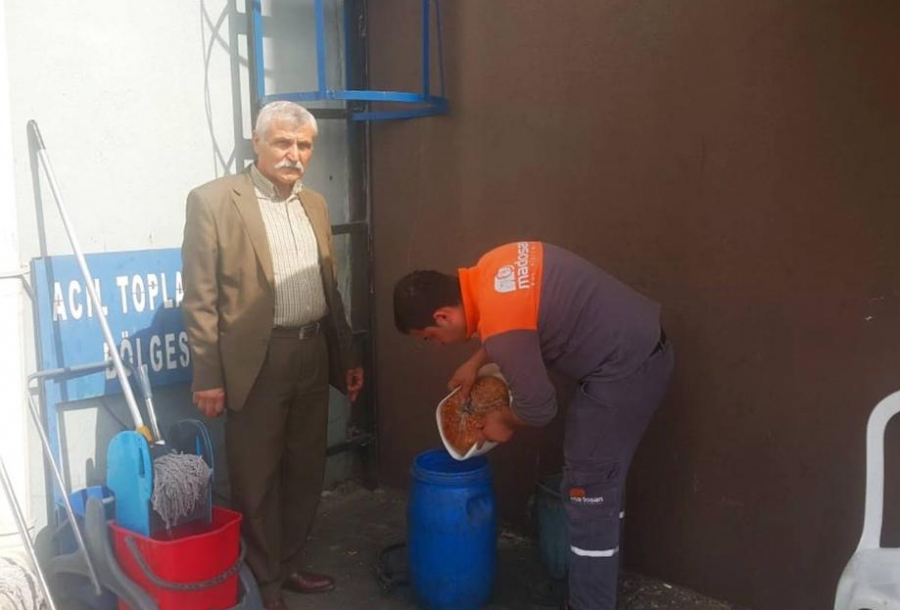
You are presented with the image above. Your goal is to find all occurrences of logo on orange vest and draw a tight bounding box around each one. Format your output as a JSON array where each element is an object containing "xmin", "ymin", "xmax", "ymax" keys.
[
  {"xmin": 493, "ymin": 242, "xmax": 534, "ymax": 294},
  {"xmin": 494, "ymin": 265, "xmax": 516, "ymax": 293}
]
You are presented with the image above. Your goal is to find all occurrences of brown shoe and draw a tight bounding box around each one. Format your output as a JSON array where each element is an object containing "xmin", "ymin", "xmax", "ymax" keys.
[
  {"xmin": 264, "ymin": 598, "xmax": 289, "ymax": 610},
  {"xmin": 283, "ymin": 570, "xmax": 335, "ymax": 594}
]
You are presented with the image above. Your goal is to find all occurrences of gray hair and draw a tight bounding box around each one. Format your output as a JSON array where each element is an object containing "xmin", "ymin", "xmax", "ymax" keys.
[{"xmin": 254, "ymin": 101, "xmax": 318, "ymax": 138}]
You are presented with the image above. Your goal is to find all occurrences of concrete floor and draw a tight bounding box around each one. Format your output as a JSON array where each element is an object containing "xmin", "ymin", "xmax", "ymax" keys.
[
  {"xmin": 54, "ymin": 482, "xmax": 744, "ymax": 610},
  {"xmin": 285, "ymin": 483, "xmax": 744, "ymax": 610}
]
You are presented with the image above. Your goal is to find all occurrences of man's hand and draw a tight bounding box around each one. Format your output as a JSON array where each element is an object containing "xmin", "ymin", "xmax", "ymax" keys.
[
  {"xmin": 346, "ymin": 367, "xmax": 364, "ymax": 403},
  {"xmin": 476, "ymin": 409, "xmax": 516, "ymax": 446},
  {"xmin": 448, "ymin": 347, "xmax": 488, "ymax": 400},
  {"xmin": 193, "ymin": 387, "xmax": 226, "ymax": 418},
  {"xmin": 475, "ymin": 404, "xmax": 524, "ymax": 447}
]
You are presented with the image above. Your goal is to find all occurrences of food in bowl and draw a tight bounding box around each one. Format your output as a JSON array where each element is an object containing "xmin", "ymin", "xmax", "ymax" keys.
[{"xmin": 439, "ymin": 376, "xmax": 510, "ymax": 456}]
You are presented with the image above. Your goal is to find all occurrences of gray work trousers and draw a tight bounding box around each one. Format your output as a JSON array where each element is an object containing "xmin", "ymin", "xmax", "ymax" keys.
[{"xmin": 563, "ymin": 338, "xmax": 674, "ymax": 610}]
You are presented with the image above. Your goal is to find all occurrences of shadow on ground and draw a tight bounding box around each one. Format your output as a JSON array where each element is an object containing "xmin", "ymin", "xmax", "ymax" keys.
[
  {"xmin": 290, "ymin": 482, "xmax": 746, "ymax": 610},
  {"xmin": 53, "ymin": 481, "xmax": 747, "ymax": 610}
]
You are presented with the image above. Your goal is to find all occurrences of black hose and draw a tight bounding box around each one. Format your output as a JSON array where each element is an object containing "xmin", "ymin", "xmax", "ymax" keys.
[{"xmin": 373, "ymin": 542, "xmax": 408, "ymax": 593}]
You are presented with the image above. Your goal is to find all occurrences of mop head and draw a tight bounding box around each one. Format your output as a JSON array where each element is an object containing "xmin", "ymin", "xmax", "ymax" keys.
[
  {"xmin": 151, "ymin": 452, "xmax": 212, "ymax": 530},
  {"xmin": 0, "ymin": 556, "xmax": 45, "ymax": 610}
]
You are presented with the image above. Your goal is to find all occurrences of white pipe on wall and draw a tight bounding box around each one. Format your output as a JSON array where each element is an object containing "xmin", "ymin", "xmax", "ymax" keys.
[{"xmin": 0, "ymin": 0, "xmax": 33, "ymax": 547}]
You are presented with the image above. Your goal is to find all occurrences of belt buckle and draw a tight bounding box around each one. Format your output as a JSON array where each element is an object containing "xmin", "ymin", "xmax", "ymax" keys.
[{"xmin": 298, "ymin": 321, "xmax": 319, "ymax": 340}]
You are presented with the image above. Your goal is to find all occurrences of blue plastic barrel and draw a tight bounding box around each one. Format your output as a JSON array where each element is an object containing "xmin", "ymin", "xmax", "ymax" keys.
[{"xmin": 408, "ymin": 449, "xmax": 496, "ymax": 610}]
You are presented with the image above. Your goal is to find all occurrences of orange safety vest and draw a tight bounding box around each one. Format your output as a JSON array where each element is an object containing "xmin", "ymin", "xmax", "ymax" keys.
[{"xmin": 458, "ymin": 241, "xmax": 544, "ymax": 340}]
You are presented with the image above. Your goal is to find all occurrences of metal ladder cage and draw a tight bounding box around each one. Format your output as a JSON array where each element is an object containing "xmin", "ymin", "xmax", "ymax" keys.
[{"xmin": 250, "ymin": 0, "xmax": 448, "ymax": 121}]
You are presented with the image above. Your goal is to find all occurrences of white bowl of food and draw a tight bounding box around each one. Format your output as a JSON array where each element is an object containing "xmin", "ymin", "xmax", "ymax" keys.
[{"xmin": 436, "ymin": 365, "xmax": 512, "ymax": 461}]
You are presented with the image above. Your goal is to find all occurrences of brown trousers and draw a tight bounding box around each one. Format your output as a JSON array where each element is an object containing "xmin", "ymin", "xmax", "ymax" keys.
[{"xmin": 225, "ymin": 332, "xmax": 330, "ymax": 602}]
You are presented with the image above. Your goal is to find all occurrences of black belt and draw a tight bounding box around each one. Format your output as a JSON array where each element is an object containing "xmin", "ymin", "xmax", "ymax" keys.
[
  {"xmin": 651, "ymin": 329, "xmax": 667, "ymax": 356},
  {"xmin": 271, "ymin": 320, "xmax": 322, "ymax": 340}
]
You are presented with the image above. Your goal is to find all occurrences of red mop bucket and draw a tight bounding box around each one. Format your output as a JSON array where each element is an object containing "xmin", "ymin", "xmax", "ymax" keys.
[{"xmin": 110, "ymin": 507, "xmax": 242, "ymax": 610}]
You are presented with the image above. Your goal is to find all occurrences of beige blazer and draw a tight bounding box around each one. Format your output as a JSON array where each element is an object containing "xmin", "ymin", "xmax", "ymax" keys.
[{"xmin": 181, "ymin": 168, "xmax": 356, "ymax": 411}]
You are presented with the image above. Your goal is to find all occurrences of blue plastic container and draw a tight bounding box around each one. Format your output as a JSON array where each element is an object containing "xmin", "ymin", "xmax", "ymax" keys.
[{"xmin": 408, "ymin": 449, "xmax": 496, "ymax": 610}]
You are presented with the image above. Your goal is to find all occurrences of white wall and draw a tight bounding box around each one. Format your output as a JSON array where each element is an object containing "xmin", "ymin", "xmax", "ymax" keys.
[
  {"xmin": 0, "ymin": 0, "xmax": 32, "ymax": 551},
  {"xmin": 3, "ymin": 0, "xmax": 357, "ymax": 538}
]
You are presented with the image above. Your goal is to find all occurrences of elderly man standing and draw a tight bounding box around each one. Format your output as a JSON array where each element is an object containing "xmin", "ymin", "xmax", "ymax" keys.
[{"xmin": 181, "ymin": 101, "xmax": 364, "ymax": 610}]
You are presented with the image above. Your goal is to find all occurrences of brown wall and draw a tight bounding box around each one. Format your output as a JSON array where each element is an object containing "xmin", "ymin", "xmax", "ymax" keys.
[{"xmin": 367, "ymin": 2, "xmax": 900, "ymax": 609}]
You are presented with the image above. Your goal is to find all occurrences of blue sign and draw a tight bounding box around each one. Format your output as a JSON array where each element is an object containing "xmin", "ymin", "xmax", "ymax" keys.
[{"xmin": 31, "ymin": 248, "xmax": 190, "ymax": 402}]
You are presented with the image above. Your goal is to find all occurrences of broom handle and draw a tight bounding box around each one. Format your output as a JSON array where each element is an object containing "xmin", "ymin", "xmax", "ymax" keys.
[{"xmin": 28, "ymin": 120, "xmax": 147, "ymax": 435}]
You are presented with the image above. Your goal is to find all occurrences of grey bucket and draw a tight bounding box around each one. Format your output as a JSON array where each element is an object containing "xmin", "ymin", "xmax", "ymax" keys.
[{"xmin": 535, "ymin": 474, "xmax": 568, "ymax": 580}]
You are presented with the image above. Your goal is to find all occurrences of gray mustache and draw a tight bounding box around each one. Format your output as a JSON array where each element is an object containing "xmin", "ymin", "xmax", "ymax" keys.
[{"xmin": 275, "ymin": 159, "xmax": 305, "ymax": 172}]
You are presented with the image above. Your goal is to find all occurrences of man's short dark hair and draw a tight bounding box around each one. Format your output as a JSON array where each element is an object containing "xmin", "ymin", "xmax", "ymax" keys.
[{"xmin": 393, "ymin": 270, "xmax": 461, "ymax": 333}]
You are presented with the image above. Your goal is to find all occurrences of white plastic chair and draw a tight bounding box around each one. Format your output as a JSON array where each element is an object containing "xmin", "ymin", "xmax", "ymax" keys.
[{"xmin": 835, "ymin": 390, "xmax": 900, "ymax": 610}]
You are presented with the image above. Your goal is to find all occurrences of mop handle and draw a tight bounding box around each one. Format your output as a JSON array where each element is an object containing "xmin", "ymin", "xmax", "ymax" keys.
[
  {"xmin": 132, "ymin": 363, "xmax": 163, "ymax": 443},
  {"xmin": 28, "ymin": 120, "xmax": 150, "ymax": 440}
]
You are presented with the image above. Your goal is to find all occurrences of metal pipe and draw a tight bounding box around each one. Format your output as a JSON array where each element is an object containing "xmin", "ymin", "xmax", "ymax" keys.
[
  {"xmin": 251, "ymin": 0, "xmax": 266, "ymax": 106},
  {"xmin": 131, "ymin": 364, "xmax": 162, "ymax": 443},
  {"xmin": 0, "ymin": 454, "xmax": 58, "ymax": 610},
  {"xmin": 27, "ymin": 121, "xmax": 148, "ymax": 438},
  {"xmin": 325, "ymin": 432, "xmax": 375, "ymax": 457},
  {"xmin": 315, "ymin": 0, "xmax": 327, "ymax": 94},
  {"xmin": 25, "ymin": 392, "xmax": 102, "ymax": 595},
  {"xmin": 27, "ymin": 360, "xmax": 110, "ymax": 383}
]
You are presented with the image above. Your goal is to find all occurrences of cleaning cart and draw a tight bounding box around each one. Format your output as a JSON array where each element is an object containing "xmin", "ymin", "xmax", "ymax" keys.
[
  {"xmin": 25, "ymin": 361, "xmax": 260, "ymax": 610},
  {"xmin": 25, "ymin": 120, "xmax": 263, "ymax": 610}
]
